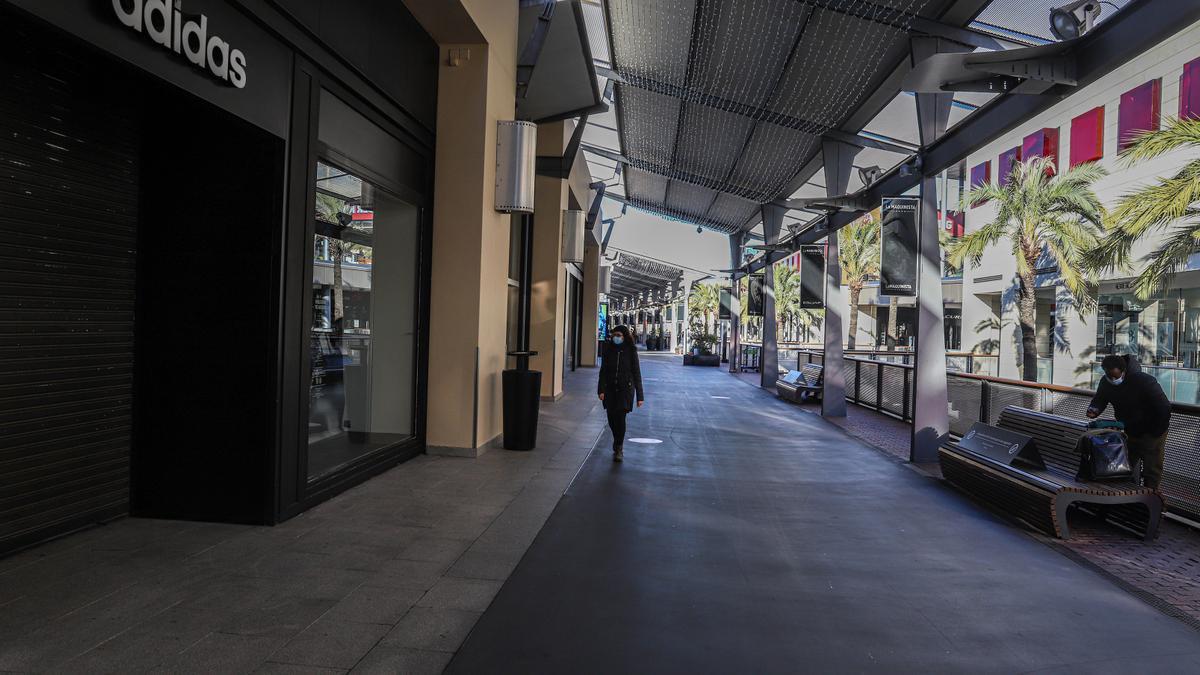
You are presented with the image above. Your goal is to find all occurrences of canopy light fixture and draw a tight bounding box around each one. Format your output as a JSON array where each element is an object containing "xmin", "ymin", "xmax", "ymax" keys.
[{"xmin": 1050, "ymin": 1, "xmax": 1102, "ymax": 41}]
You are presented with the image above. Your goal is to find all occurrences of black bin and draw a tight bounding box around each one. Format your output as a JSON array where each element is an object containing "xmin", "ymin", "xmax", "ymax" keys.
[{"xmin": 502, "ymin": 369, "xmax": 542, "ymax": 450}]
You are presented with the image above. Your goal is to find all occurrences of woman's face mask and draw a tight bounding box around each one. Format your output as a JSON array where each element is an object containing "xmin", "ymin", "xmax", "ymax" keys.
[
  {"xmin": 611, "ymin": 335, "xmax": 623, "ymax": 345},
  {"xmin": 1107, "ymin": 371, "xmax": 1125, "ymax": 385}
]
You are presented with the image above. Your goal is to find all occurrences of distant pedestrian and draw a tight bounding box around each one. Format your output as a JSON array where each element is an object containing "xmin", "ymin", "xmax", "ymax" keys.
[
  {"xmin": 1086, "ymin": 354, "xmax": 1171, "ymax": 488},
  {"xmin": 598, "ymin": 324, "xmax": 644, "ymax": 462}
]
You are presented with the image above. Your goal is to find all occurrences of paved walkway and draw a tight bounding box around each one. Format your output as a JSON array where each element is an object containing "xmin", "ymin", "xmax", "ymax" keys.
[
  {"xmin": 0, "ymin": 369, "xmax": 607, "ymax": 674},
  {"xmin": 450, "ymin": 355, "xmax": 1200, "ymax": 673}
]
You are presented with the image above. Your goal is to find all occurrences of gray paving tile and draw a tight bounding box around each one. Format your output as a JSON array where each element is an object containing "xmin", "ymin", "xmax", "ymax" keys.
[
  {"xmin": 370, "ymin": 559, "xmax": 452, "ymax": 591},
  {"xmin": 269, "ymin": 617, "xmax": 390, "ymax": 670},
  {"xmin": 256, "ymin": 662, "xmax": 348, "ymax": 675},
  {"xmin": 445, "ymin": 550, "xmax": 520, "ymax": 581},
  {"xmin": 323, "ymin": 584, "xmax": 426, "ymax": 626},
  {"xmin": 394, "ymin": 536, "xmax": 474, "ymax": 565},
  {"xmin": 377, "ymin": 607, "xmax": 481, "ymax": 653},
  {"xmin": 149, "ymin": 631, "xmax": 286, "ymax": 674},
  {"xmin": 416, "ymin": 577, "xmax": 502, "ymax": 613},
  {"xmin": 349, "ymin": 646, "xmax": 452, "ymax": 675}
]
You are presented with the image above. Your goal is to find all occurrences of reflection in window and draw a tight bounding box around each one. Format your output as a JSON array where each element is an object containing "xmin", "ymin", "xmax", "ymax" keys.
[
  {"xmin": 308, "ymin": 161, "xmax": 419, "ymax": 480},
  {"xmin": 1094, "ymin": 286, "xmax": 1200, "ymax": 404}
]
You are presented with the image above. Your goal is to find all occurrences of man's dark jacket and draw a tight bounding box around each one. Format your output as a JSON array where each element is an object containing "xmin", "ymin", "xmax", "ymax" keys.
[
  {"xmin": 1088, "ymin": 371, "xmax": 1171, "ymax": 437},
  {"xmin": 598, "ymin": 342, "xmax": 644, "ymax": 412}
]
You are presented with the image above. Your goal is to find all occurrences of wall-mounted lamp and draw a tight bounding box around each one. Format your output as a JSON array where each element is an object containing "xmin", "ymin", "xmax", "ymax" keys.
[{"xmin": 562, "ymin": 209, "xmax": 585, "ymax": 263}]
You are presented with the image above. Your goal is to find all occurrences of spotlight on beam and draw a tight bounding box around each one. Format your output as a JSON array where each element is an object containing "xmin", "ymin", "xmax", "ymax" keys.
[
  {"xmin": 857, "ymin": 165, "xmax": 882, "ymax": 186},
  {"xmin": 1050, "ymin": 0, "xmax": 1101, "ymax": 41}
]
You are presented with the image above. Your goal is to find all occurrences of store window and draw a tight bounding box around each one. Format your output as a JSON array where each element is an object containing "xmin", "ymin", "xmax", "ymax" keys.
[
  {"xmin": 1095, "ymin": 286, "xmax": 1200, "ymax": 404},
  {"xmin": 307, "ymin": 161, "xmax": 420, "ymax": 480}
]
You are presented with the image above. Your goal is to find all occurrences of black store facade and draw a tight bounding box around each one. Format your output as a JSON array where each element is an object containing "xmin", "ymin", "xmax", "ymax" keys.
[{"xmin": 0, "ymin": 0, "xmax": 437, "ymax": 556}]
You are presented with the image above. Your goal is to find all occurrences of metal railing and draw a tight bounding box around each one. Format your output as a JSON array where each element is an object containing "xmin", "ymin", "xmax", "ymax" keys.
[{"xmin": 795, "ymin": 350, "xmax": 1200, "ymax": 524}]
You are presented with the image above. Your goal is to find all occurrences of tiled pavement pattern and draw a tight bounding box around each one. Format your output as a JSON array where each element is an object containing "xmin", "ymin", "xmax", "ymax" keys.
[
  {"xmin": 790, "ymin": 383, "xmax": 1200, "ymax": 626},
  {"xmin": 0, "ymin": 369, "xmax": 606, "ymax": 674}
]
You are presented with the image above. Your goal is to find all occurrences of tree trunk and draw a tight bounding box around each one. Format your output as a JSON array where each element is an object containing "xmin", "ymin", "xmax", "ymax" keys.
[
  {"xmin": 332, "ymin": 243, "xmax": 345, "ymax": 329},
  {"xmin": 847, "ymin": 286, "xmax": 861, "ymax": 350},
  {"xmin": 1018, "ymin": 269, "xmax": 1038, "ymax": 381},
  {"xmin": 887, "ymin": 296, "xmax": 899, "ymax": 351}
]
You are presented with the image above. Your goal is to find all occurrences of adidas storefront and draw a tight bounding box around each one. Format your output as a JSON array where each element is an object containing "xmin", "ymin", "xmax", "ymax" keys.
[{"xmin": 0, "ymin": 0, "xmax": 438, "ymax": 555}]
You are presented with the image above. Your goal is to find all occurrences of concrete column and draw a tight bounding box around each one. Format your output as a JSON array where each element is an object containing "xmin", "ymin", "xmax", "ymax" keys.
[
  {"xmin": 823, "ymin": 229, "xmax": 848, "ymax": 417},
  {"xmin": 530, "ymin": 121, "xmax": 571, "ymax": 400},
  {"xmin": 580, "ymin": 239, "xmax": 600, "ymax": 367},
  {"xmin": 422, "ymin": 4, "xmax": 517, "ymax": 456},
  {"xmin": 760, "ymin": 208, "xmax": 784, "ymax": 388}
]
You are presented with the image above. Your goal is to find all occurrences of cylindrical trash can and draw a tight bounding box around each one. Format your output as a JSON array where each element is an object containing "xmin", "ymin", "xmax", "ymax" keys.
[{"xmin": 502, "ymin": 369, "xmax": 542, "ymax": 450}]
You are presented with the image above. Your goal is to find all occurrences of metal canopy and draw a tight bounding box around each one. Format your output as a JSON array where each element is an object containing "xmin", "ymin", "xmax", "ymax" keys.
[
  {"xmin": 518, "ymin": 0, "xmax": 605, "ymax": 123},
  {"xmin": 607, "ymin": 251, "xmax": 684, "ymax": 303},
  {"xmin": 598, "ymin": 0, "xmax": 992, "ymax": 234}
]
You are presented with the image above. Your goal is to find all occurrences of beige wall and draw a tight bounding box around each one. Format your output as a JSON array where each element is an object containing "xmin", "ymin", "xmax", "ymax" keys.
[
  {"xmin": 580, "ymin": 240, "xmax": 601, "ymax": 367},
  {"xmin": 414, "ymin": 0, "xmax": 517, "ymax": 454},
  {"xmin": 530, "ymin": 121, "xmax": 570, "ymax": 399}
]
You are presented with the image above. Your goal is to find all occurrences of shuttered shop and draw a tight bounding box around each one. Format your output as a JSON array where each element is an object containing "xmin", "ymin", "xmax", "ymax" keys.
[{"xmin": 0, "ymin": 17, "xmax": 139, "ymax": 553}]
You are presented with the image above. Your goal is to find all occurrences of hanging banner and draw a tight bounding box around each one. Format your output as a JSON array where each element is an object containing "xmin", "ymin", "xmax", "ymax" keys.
[
  {"xmin": 718, "ymin": 288, "xmax": 732, "ymax": 320},
  {"xmin": 598, "ymin": 302, "xmax": 608, "ymax": 339},
  {"xmin": 747, "ymin": 273, "xmax": 765, "ymax": 317},
  {"xmin": 799, "ymin": 245, "xmax": 825, "ymax": 309},
  {"xmin": 880, "ymin": 196, "xmax": 919, "ymax": 297}
]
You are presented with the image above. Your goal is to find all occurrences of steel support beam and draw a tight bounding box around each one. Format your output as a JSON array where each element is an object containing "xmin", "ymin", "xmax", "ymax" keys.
[
  {"xmin": 822, "ymin": 228, "xmax": 847, "ymax": 417},
  {"xmin": 728, "ymin": 232, "xmax": 745, "ymax": 374},
  {"xmin": 909, "ymin": 40, "xmax": 953, "ymax": 464},
  {"xmin": 819, "ymin": 138, "xmax": 858, "ymax": 417},
  {"xmin": 760, "ymin": 204, "xmax": 785, "ymax": 389}
]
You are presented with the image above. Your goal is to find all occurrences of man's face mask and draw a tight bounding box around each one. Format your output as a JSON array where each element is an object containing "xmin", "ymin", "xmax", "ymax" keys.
[
  {"xmin": 1107, "ymin": 371, "xmax": 1125, "ymax": 385},
  {"xmin": 611, "ymin": 335, "xmax": 623, "ymax": 345}
]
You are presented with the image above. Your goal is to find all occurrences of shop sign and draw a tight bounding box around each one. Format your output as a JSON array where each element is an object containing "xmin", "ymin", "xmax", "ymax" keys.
[{"xmin": 112, "ymin": 0, "xmax": 247, "ymax": 88}]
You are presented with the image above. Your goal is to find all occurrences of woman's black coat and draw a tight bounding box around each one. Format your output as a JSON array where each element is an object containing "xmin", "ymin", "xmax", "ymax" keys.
[{"xmin": 598, "ymin": 341, "xmax": 644, "ymax": 412}]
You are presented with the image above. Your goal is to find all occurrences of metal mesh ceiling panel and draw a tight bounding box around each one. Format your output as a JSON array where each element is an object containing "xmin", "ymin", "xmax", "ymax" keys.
[
  {"xmin": 665, "ymin": 180, "xmax": 718, "ymax": 219},
  {"xmin": 605, "ymin": 0, "xmax": 937, "ymax": 233},
  {"xmin": 673, "ymin": 104, "xmax": 755, "ymax": 184},
  {"xmin": 624, "ymin": 167, "xmax": 669, "ymax": 206}
]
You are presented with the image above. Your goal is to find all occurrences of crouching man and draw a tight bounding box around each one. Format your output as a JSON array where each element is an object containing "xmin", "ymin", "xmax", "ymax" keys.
[{"xmin": 1086, "ymin": 354, "xmax": 1171, "ymax": 489}]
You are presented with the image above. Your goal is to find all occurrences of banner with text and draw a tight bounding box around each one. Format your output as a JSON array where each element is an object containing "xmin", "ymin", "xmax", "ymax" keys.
[
  {"xmin": 747, "ymin": 274, "xmax": 765, "ymax": 317},
  {"xmin": 880, "ymin": 196, "xmax": 919, "ymax": 297},
  {"xmin": 799, "ymin": 245, "xmax": 825, "ymax": 309}
]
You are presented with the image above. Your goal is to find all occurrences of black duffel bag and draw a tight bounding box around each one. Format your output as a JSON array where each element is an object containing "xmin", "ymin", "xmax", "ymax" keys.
[{"xmin": 1076, "ymin": 429, "xmax": 1133, "ymax": 480}]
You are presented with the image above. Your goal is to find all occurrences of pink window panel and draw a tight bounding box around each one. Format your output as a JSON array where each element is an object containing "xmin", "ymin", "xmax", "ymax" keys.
[
  {"xmin": 998, "ymin": 146, "xmax": 1021, "ymax": 186},
  {"xmin": 1069, "ymin": 106, "xmax": 1105, "ymax": 168},
  {"xmin": 969, "ymin": 161, "xmax": 990, "ymax": 206},
  {"xmin": 945, "ymin": 210, "xmax": 964, "ymax": 238},
  {"xmin": 1022, "ymin": 128, "xmax": 1060, "ymax": 172},
  {"xmin": 1118, "ymin": 79, "xmax": 1161, "ymax": 151},
  {"xmin": 1181, "ymin": 57, "xmax": 1200, "ymax": 119}
]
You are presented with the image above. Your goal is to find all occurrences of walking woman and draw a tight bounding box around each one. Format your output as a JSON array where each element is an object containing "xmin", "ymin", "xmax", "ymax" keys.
[{"xmin": 598, "ymin": 324, "xmax": 644, "ymax": 462}]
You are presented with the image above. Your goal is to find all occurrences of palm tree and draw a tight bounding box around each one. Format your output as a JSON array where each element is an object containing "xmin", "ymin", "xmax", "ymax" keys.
[
  {"xmin": 688, "ymin": 283, "xmax": 720, "ymax": 335},
  {"xmin": 838, "ymin": 214, "xmax": 881, "ymax": 350},
  {"xmin": 774, "ymin": 265, "xmax": 801, "ymax": 341},
  {"xmin": 1090, "ymin": 117, "xmax": 1200, "ymax": 298},
  {"xmin": 948, "ymin": 156, "xmax": 1106, "ymax": 381}
]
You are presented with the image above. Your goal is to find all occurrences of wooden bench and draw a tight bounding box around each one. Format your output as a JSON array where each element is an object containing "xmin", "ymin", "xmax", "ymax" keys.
[
  {"xmin": 776, "ymin": 364, "xmax": 824, "ymax": 403},
  {"xmin": 939, "ymin": 406, "xmax": 1163, "ymax": 541}
]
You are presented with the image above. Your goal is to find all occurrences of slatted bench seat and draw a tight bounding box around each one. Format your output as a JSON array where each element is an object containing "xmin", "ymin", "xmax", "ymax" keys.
[
  {"xmin": 938, "ymin": 406, "xmax": 1164, "ymax": 541},
  {"xmin": 776, "ymin": 364, "xmax": 823, "ymax": 403}
]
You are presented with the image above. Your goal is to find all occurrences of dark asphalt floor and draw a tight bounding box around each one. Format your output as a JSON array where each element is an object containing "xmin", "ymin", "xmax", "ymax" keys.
[{"xmin": 448, "ymin": 354, "xmax": 1200, "ymax": 674}]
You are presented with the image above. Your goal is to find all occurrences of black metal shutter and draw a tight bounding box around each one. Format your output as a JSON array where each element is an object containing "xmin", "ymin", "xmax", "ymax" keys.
[{"xmin": 0, "ymin": 15, "xmax": 140, "ymax": 554}]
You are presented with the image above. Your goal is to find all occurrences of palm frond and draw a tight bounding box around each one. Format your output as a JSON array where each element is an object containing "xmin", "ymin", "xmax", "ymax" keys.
[
  {"xmin": 1131, "ymin": 214, "xmax": 1200, "ymax": 299},
  {"xmin": 1119, "ymin": 116, "xmax": 1200, "ymax": 165}
]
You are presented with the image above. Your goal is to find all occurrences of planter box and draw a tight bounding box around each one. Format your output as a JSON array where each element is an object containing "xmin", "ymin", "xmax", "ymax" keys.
[{"xmin": 683, "ymin": 354, "xmax": 721, "ymax": 367}]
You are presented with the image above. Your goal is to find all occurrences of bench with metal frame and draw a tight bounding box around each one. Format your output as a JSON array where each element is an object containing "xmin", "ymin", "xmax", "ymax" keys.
[
  {"xmin": 939, "ymin": 406, "xmax": 1164, "ymax": 541},
  {"xmin": 776, "ymin": 364, "xmax": 824, "ymax": 403}
]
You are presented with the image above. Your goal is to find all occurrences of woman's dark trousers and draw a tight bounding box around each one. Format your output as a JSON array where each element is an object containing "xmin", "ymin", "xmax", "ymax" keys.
[{"xmin": 607, "ymin": 407, "xmax": 628, "ymax": 449}]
